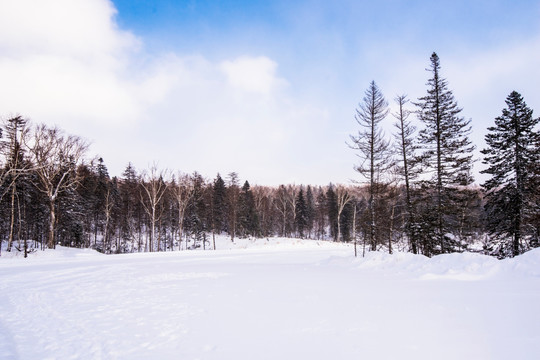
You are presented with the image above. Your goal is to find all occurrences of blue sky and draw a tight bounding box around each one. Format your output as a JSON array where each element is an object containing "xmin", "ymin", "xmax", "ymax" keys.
[{"xmin": 1, "ymin": 0, "xmax": 539, "ymax": 185}]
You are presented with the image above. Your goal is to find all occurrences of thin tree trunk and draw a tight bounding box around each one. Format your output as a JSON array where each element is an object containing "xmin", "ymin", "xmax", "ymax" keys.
[
  {"xmin": 7, "ymin": 184, "xmax": 16, "ymax": 252},
  {"xmin": 353, "ymin": 203, "xmax": 357, "ymax": 257},
  {"xmin": 48, "ymin": 199, "xmax": 56, "ymax": 249}
]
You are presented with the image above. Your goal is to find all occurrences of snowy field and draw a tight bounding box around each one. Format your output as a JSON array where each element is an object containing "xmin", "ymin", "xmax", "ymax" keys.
[{"xmin": 1, "ymin": 237, "xmax": 540, "ymax": 360}]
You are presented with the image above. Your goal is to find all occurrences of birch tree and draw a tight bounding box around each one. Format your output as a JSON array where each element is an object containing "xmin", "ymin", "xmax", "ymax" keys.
[
  {"xmin": 140, "ymin": 164, "xmax": 168, "ymax": 252},
  {"xmin": 171, "ymin": 173, "xmax": 194, "ymax": 250},
  {"xmin": 26, "ymin": 124, "xmax": 89, "ymax": 249}
]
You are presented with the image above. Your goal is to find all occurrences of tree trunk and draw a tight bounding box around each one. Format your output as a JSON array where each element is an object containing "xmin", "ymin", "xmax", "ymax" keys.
[
  {"xmin": 48, "ymin": 199, "xmax": 56, "ymax": 249},
  {"xmin": 7, "ymin": 184, "xmax": 16, "ymax": 252}
]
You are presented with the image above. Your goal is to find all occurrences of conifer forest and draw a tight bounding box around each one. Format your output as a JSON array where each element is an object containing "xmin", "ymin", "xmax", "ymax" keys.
[{"xmin": 1, "ymin": 53, "xmax": 539, "ymax": 259}]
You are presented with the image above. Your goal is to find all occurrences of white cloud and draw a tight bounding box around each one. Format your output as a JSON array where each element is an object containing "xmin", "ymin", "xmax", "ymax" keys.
[
  {"xmin": 220, "ymin": 56, "xmax": 288, "ymax": 94},
  {"xmin": 0, "ymin": 0, "xmax": 137, "ymax": 63},
  {"xmin": 0, "ymin": 0, "xmax": 335, "ymax": 185}
]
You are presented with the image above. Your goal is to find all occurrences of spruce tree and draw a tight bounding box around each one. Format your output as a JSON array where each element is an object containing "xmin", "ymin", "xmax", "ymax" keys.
[
  {"xmin": 238, "ymin": 180, "xmax": 258, "ymax": 237},
  {"xmin": 212, "ymin": 174, "xmax": 227, "ymax": 234},
  {"xmin": 295, "ymin": 187, "xmax": 308, "ymax": 238},
  {"xmin": 326, "ymin": 184, "xmax": 338, "ymax": 241},
  {"xmin": 415, "ymin": 52, "xmax": 475, "ymax": 255},
  {"xmin": 481, "ymin": 91, "xmax": 540, "ymax": 257}
]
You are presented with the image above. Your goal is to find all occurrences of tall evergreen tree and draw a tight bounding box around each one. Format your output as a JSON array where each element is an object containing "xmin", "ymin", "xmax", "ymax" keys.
[
  {"xmin": 186, "ymin": 172, "xmax": 207, "ymax": 249},
  {"xmin": 295, "ymin": 187, "xmax": 308, "ymax": 238},
  {"xmin": 481, "ymin": 91, "xmax": 540, "ymax": 257},
  {"xmin": 326, "ymin": 184, "xmax": 338, "ymax": 241},
  {"xmin": 212, "ymin": 174, "xmax": 227, "ymax": 234},
  {"xmin": 415, "ymin": 52, "xmax": 475, "ymax": 255},
  {"xmin": 314, "ymin": 187, "xmax": 327, "ymax": 239},
  {"xmin": 238, "ymin": 180, "xmax": 258, "ymax": 237}
]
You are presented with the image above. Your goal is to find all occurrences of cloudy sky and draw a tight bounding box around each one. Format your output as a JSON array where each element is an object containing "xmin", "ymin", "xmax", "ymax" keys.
[{"xmin": 1, "ymin": 0, "xmax": 539, "ymax": 185}]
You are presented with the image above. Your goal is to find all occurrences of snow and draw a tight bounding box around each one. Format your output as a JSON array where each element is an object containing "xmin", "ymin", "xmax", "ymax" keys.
[{"xmin": 1, "ymin": 237, "xmax": 540, "ymax": 359}]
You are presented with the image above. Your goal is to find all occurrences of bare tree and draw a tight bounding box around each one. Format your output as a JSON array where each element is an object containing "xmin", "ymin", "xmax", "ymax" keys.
[
  {"xmin": 171, "ymin": 172, "xmax": 194, "ymax": 250},
  {"xmin": 286, "ymin": 185, "xmax": 298, "ymax": 236},
  {"xmin": 25, "ymin": 124, "xmax": 89, "ymax": 249},
  {"xmin": 227, "ymin": 172, "xmax": 240, "ymax": 242},
  {"xmin": 393, "ymin": 95, "xmax": 421, "ymax": 253},
  {"xmin": 140, "ymin": 164, "xmax": 169, "ymax": 252},
  {"xmin": 274, "ymin": 185, "xmax": 290, "ymax": 237},
  {"xmin": 335, "ymin": 185, "xmax": 353, "ymax": 242},
  {"xmin": 252, "ymin": 185, "xmax": 273, "ymax": 237}
]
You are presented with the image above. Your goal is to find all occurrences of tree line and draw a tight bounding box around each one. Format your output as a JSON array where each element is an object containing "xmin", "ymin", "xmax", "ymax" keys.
[{"xmin": 0, "ymin": 52, "xmax": 538, "ymax": 258}]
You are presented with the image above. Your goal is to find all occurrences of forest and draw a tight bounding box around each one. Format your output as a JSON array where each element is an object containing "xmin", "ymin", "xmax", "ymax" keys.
[{"xmin": 1, "ymin": 53, "xmax": 539, "ymax": 259}]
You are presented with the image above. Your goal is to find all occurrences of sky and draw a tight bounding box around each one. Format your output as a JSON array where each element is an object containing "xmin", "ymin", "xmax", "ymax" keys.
[{"xmin": 0, "ymin": 0, "xmax": 539, "ymax": 186}]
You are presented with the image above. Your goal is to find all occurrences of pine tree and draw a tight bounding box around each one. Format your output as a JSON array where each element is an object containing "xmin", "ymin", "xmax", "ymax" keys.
[
  {"xmin": 481, "ymin": 91, "xmax": 540, "ymax": 257},
  {"xmin": 120, "ymin": 163, "xmax": 141, "ymax": 252},
  {"xmin": 238, "ymin": 181, "xmax": 258, "ymax": 237},
  {"xmin": 211, "ymin": 173, "xmax": 227, "ymax": 249},
  {"xmin": 212, "ymin": 174, "xmax": 227, "ymax": 234},
  {"xmin": 326, "ymin": 184, "xmax": 338, "ymax": 241},
  {"xmin": 315, "ymin": 187, "xmax": 327, "ymax": 239},
  {"xmin": 415, "ymin": 52, "xmax": 475, "ymax": 255},
  {"xmin": 186, "ymin": 172, "xmax": 207, "ymax": 249},
  {"xmin": 295, "ymin": 187, "xmax": 308, "ymax": 238}
]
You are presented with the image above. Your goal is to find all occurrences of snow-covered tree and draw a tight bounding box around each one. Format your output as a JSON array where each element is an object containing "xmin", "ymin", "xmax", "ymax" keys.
[{"xmin": 415, "ymin": 52, "xmax": 475, "ymax": 255}]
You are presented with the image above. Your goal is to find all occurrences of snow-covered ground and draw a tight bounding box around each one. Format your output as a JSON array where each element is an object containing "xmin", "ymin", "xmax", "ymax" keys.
[{"xmin": 1, "ymin": 237, "xmax": 539, "ymax": 359}]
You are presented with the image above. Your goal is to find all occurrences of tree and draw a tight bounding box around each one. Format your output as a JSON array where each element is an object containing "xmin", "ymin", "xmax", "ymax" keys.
[
  {"xmin": 119, "ymin": 163, "xmax": 142, "ymax": 252},
  {"xmin": 227, "ymin": 172, "xmax": 240, "ymax": 242},
  {"xmin": 326, "ymin": 184, "xmax": 338, "ymax": 241},
  {"xmin": 335, "ymin": 185, "xmax": 353, "ymax": 242},
  {"xmin": 415, "ymin": 52, "xmax": 475, "ymax": 255},
  {"xmin": 481, "ymin": 91, "xmax": 540, "ymax": 257},
  {"xmin": 186, "ymin": 172, "xmax": 208, "ymax": 249},
  {"xmin": 171, "ymin": 173, "xmax": 194, "ymax": 250},
  {"xmin": 211, "ymin": 173, "xmax": 227, "ymax": 249},
  {"xmin": 392, "ymin": 95, "xmax": 421, "ymax": 253},
  {"xmin": 275, "ymin": 185, "xmax": 290, "ymax": 237},
  {"xmin": 314, "ymin": 187, "xmax": 327, "ymax": 239},
  {"xmin": 238, "ymin": 180, "xmax": 258, "ymax": 237},
  {"xmin": 305, "ymin": 185, "xmax": 315, "ymax": 238},
  {"xmin": 295, "ymin": 187, "xmax": 308, "ymax": 238},
  {"xmin": 26, "ymin": 124, "xmax": 89, "ymax": 249},
  {"xmin": 1, "ymin": 115, "xmax": 30, "ymax": 253},
  {"xmin": 348, "ymin": 81, "xmax": 393, "ymax": 250},
  {"xmin": 252, "ymin": 185, "xmax": 273, "ymax": 237},
  {"xmin": 139, "ymin": 164, "xmax": 168, "ymax": 252}
]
